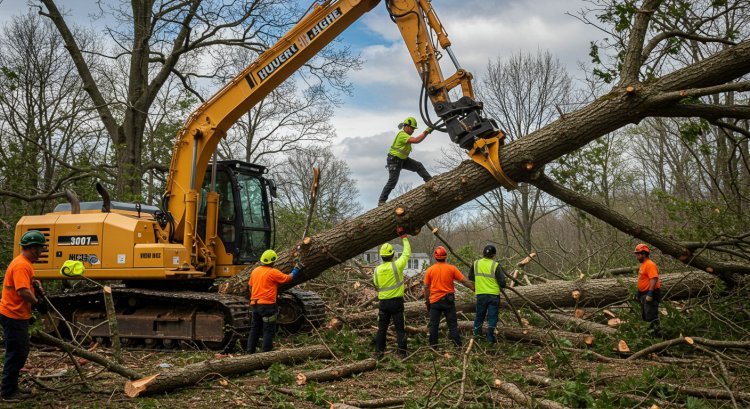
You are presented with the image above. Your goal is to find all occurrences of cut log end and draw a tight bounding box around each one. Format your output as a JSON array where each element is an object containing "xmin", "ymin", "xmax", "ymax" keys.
[
  {"xmin": 571, "ymin": 290, "xmax": 581, "ymax": 301},
  {"xmin": 303, "ymin": 237, "xmax": 312, "ymax": 245},
  {"xmin": 626, "ymin": 85, "xmax": 635, "ymax": 93},
  {"xmin": 394, "ymin": 207, "xmax": 405, "ymax": 216},
  {"xmin": 296, "ymin": 373, "xmax": 308, "ymax": 386},
  {"xmin": 584, "ymin": 335, "xmax": 594, "ymax": 346},
  {"xmin": 124, "ymin": 374, "xmax": 160, "ymax": 398},
  {"xmin": 574, "ymin": 308, "xmax": 585, "ymax": 318},
  {"xmin": 617, "ymin": 340, "xmax": 631, "ymax": 353}
]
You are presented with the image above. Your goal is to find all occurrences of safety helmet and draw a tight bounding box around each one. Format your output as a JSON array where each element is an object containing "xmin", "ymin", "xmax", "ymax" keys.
[
  {"xmin": 260, "ymin": 249, "xmax": 278, "ymax": 265},
  {"xmin": 380, "ymin": 243, "xmax": 395, "ymax": 257},
  {"xmin": 60, "ymin": 260, "xmax": 85, "ymax": 277},
  {"xmin": 400, "ymin": 117, "xmax": 418, "ymax": 129},
  {"xmin": 433, "ymin": 246, "xmax": 447, "ymax": 260},
  {"xmin": 20, "ymin": 230, "xmax": 46, "ymax": 248},
  {"xmin": 483, "ymin": 244, "xmax": 497, "ymax": 258},
  {"xmin": 633, "ymin": 244, "xmax": 650, "ymax": 254}
]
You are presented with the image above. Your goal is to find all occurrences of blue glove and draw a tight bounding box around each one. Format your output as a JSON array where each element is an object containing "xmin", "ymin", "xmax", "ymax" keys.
[{"xmin": 290, "ymin": 267, "xmax": 300, "ymax": 280}]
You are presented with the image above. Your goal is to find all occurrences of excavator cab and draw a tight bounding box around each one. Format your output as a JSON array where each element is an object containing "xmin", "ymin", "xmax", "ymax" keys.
[{"xmin": 197, "ymin": 160, "xmax": 275, "ymax": 264}]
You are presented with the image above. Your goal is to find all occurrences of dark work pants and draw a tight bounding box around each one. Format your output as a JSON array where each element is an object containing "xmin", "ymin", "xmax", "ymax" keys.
[
  {"xmin": 428, "ymin": 296, "xmax": 461, "ymax": 348},
  {"xmin": 375, "ymin": 297, "xmax": 407, "ymax": 356},
  {"xmin": 0, "ymin": 314, "xmax": 30, "ymax": 396},
  {"xmin": 474, "ymin": 294, "xmax": 500, "ymax": 342},
  {"xmin": 378, "ymin": 154, "xmax": 432, "ymax": 203},
  {"xmin": 638, "ymin": 289, "xmax": 662, "ymax": 336},
  {"xmin": 247, "ymin": 304, "xmax": 278, "ymax": 354}
]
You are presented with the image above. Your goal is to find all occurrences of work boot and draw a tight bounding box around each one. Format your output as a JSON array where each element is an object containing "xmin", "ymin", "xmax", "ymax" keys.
[{"xmin": 1, "ymin": 388, "xmax": 33, "ymax": 401}]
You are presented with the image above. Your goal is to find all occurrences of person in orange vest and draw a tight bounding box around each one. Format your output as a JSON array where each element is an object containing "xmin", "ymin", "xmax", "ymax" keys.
[
  {"xmin": 423, "ymin": 246, "xmax": 474, "ymax": 348},
  {"xmin": 0, "ymin": 230, "xmax": 48, "ymax": 400},
  {"xmin": 246, "ymin": 250, "xmax": 301, "ymax": 353},
  {"xmin": 633, "ymin": 244, "xmax": 661, "ymax": 336}
]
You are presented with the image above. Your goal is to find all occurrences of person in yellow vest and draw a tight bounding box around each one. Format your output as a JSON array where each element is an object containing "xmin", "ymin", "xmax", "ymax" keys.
[
  {"xmin": 246, "ymin": 249, "xmax": 301, "ymax": 354},
  {"xmin": 378, "ymin": 117, "xmax": 433, "ymax": 205},
  {"xmin": 633, "ymin": 244, "xmax": 661, "ymax": 336},
  {"xmin": 469, "ymin": 245, "xmax": 506, "ymax": 343},
  {"xmin": 373, "ymin": 227, "xmax": 411, "ymax": 358}
]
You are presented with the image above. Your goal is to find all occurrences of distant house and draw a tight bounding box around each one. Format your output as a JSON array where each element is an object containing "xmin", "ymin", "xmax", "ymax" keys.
[{"xmin": 360, "ymin": 243, "xmax": 430, "ymax": 277}]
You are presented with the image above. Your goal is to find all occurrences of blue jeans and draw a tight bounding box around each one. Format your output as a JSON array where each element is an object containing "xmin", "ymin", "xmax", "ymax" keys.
[
  {"xmin": 474, "ymin": 294, "xmax": 500, "ymax": 342},
  {"xmin": 246, "ymin": 304, "xmax": 278, "ymax": 354},
  {"xmin": 0, "ymin": 314, "xmax": 30, "ymax": 396}
]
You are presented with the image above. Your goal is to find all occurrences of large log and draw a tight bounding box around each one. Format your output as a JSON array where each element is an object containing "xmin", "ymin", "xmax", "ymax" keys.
[
  {"xmin": 124, "ymin": 345, "xmax": 331, "ymax": 397},
  {"xmin": 406, "ymin": 321, "xmax": 593, "ymax": 347},
  {"xmin": 219, "ymin": 40, "xmax": 750, "ymax": 298},
  {"xmin": 344, "ymin": 271, "xmax": 716, "ymax": 327}
]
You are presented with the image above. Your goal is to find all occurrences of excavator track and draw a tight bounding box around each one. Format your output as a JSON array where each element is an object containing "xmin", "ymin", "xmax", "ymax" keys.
[{"xmin": 45, "ymin": 286, "xmax": 326, "ymax": 351}]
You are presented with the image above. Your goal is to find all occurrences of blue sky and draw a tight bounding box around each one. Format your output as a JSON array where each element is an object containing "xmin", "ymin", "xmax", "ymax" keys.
[{"xmin": 0, "ymin": 0, "xmax": 604, "ymax": 207}]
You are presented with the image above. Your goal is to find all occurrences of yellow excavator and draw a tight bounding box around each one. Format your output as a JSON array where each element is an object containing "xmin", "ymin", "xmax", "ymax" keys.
[{"xmin": 14, "ymin": 0, "xmax": 513, "ymax": 349}]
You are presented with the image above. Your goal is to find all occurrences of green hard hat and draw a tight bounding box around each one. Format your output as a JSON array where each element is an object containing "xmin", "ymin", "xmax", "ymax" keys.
[
  {"xmin": 402, "ymin": 117, "xmax": 418, "ymax": 128},
  {"xmin": 379, "ymin": 243, "xmax": 395, "ymax": 257},
  {"xmin": 20, "ymin": 230, "xmax": 46, "ymax": 247},
  {"xmin": 260, "ymin": 249, "xmax": 278, "ymax": 265}
]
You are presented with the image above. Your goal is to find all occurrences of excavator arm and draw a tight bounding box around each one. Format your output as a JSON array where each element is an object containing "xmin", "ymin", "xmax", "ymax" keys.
[{"xmin": 165, "ymin": 0, "xmax": 514, "ymax": 273}]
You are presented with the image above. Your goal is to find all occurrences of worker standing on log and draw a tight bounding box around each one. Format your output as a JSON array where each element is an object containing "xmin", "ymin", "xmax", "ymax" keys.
[
  {"xmin": 423, "ymin": 246, "xmax": 475, "ymax": 349},
  {"xmin": 469, "ymin": 245, "xmax": 507, "ymax": 344},
  {"xmin": 0, "ymin": 230, "xmax": 48, "ymax": 401},
  {"xmin": 246, "ymin": 250, "xmax": 301, "ymax": 354},
  {"xmin": 373, "ymin": 227, "xmax": 411, "ymax": 358},
  {"xmin": 377, "ymin": 117, "xmax": 433, "ymax": 205},
  {"xmin": 633, "ymin": 244, "xmax": 662, "ymax": 336}
]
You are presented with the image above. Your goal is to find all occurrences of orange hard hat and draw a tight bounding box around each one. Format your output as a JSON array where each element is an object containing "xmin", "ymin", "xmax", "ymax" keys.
[
  {"xmin": 633, "ymin": 243, "xmax": 650, "ymax": 254},
  {"xmin": 433, "ymin": 246, "xmax": 447, "ymax": 260}
]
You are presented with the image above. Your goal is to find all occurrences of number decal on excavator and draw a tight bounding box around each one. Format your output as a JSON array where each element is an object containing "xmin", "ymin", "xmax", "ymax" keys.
[{"xmin": 58, "ymin": 235, "xmax": 98, "ymax": 246}]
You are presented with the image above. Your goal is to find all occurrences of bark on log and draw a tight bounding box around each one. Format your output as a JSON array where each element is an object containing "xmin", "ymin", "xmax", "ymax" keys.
[
  {"xmin": 493, "ymin": 379, "xmax": 570, "ymax": 409},
  {"xmin": 660, "ymin": 382, "xmax": 750, "ymax": 401},
  {"xmin": 345, "ymin": 271, "xmax": 716, "ymax": 327},
  {"xmin": 296, "ymin": 358, "xmax": 376, "ymax": 385},
  {"xmin": 531, "ymin": 174, "xmax": 750, "ymax": 282},
  {"xmin": 546, "ymin": 312, "xmax": 617, "ymax": 336},
  {"xmin": 337, "ymin": 398, "xmax": 405, "ymax": 408},
  {"xmin": 626, "ymin": 336, "xmax": 750, "ymax": 361},
  {"xmin": 219, "ymin": 40, "xmax": 750, "ymax": 297},
  {"xmin": 124, "ymin": 345, "xmax": 331, "ymax": 397},
  {"xmin": 32, "ymin": 330, "xmax": 143, "ymax": 380}
]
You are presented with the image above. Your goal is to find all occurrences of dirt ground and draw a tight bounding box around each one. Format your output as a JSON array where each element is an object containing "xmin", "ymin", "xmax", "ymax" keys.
[{"xmin": 1, "ymin": 321, "xmax": 748, "ymax": 409}]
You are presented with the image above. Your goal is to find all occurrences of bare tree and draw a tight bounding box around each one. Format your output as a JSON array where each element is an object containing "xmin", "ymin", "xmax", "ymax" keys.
[
  {"xmin": 271, "ymin": 145, "xmax": 362, "ymax": 247},
  {"xmin": 37, "ymin": 0, "xmax": 359, "ymax": 199},
  {"xmin": 475, "ymin": 50, "xmax": 571, "ymax": 255}
]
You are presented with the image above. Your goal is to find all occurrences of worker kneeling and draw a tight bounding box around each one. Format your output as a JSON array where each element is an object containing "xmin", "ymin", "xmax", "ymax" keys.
[
  {"xmin": 373, "ymin": 228, "xmax": 411, "ymax": 359},
  {"xmin": 424, "ymin": 246, "xmax": 474, "ymax": 349},
  {"xmin": 246, "ymin": 250, "xmax": 302, "ymax": 354}
]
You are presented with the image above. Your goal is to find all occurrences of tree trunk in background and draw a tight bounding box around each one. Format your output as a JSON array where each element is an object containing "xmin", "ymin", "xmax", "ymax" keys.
[
  {"xmin": 219, "ymin": 40, "xmax": 750, "ymax": 296},
  {"xmin": 343, "ymin": 271, "xmax": 716, "ymax": 327}
]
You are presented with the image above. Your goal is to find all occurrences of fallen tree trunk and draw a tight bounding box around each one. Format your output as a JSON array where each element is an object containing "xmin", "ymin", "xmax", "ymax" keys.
[
  {"xmin": 531, "ymin": 174, "xmax": 747, "ymax": 283},
  {"xmin": 124, "ymin": 345, "xmax": 331, "ymax": 397},
  {"xmin": 407, "ymin": 321, "xmax": 594, "ymax": 347},
  {"xmin": 345, "ymin": 271, "xmax": 716, "ymax": 327},
  {"xmin": 33, "ymin": 330, "xmax": 143, "ymax": 380},
  {"xmin": 546, "ymin": 312, "xmax": 617, "ymax": 336},
  {"xmin": 296, "ymin": 358, "xmax": 377, "ymax": 385},
  {"xmin": 627, "ymin": 336, "xmax": 750, "ymax": 361},
  {"xmin": 218, "ymin": 40, "xmax": 750, "ymax": 298},
  {"xmin": 661, "ymin": 383, "xmax": 750, "ymax": 402}
]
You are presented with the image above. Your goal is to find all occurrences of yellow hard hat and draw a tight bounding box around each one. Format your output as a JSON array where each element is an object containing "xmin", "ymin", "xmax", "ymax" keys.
[
  {"xmin": 379, "ymin": 243, "xmax": 395, "ymax": 257},
  {"xmin": 60, "ymin": 260, "xmax": 85, "ymax": 277},
  {"xmin": 260, "ymin": 249, "xmax": 278, "ymax": 265}
]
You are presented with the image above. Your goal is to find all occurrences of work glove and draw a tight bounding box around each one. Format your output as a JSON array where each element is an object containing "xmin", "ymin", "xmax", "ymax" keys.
[
  {"xmin": 34, "ymin": 298, "xmax": 49, "ymax": 315},
  {"xmin": 645, "ymin": 291, "xmax": 654, "ymax": 303},
  {"xmin": 290, "ymin": 266, "xmax": 301, "ymax": 280},
  {"xmin": 425, "ymin": 127, "xmax": 433, "ymax": 134},
  {"xmin": 395, "ymin": 226, "xmax": 408, "ymax": 239}
]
